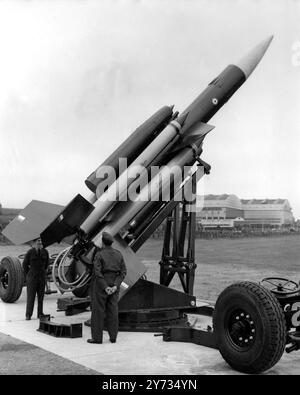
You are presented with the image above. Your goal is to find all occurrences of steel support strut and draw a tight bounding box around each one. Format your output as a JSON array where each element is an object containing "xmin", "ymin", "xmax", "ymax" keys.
[{"xmin": 159, "ymin": 174, "xmax": 197, "ymax": 294}]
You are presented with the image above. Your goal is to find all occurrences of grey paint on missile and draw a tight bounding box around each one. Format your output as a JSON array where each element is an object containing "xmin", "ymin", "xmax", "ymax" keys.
[
  {"xmin": 171, "ymin": 121, "xmax": 215, "ymax": 151},
  {"xmin": 103, "ymin": 135, "xmax": 203, "ymax": 232},
  {"xmin": 179, "ymin": 36, "xmax": 273, "ymax": 136},
  {"xmin": 85, "ymin": 106, "xmax": 174, "ymax": 193},
  {"xmin": 103, "ymin": 121, "xmax": 213, "ymax": 226},
  {"xmin": 82, "ymin": 36, "xmax": 274, "ymax": 238},
  {"xmin": 80, "ymin": 118, "xmax": 187, "ymax": 234},
  {"xmin": 92, "ymin": 137, "xmax": 204, "ymax": 246},
  {"xmin": 178, "ymin": 64, "xmax": 246, "ymax": 137}
]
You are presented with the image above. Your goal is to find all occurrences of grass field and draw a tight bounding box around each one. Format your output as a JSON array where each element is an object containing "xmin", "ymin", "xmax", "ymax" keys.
[
  {"xmin": 136, "ymin": 234, "xmax": 300, "ymax": 301},
  {"xmin": 1, "ymin": 234, "xmax": 299, "ymax": 302}
]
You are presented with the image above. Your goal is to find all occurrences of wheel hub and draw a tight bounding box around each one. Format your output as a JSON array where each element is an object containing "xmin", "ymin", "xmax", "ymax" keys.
[
  {"xmin": 227, "ymin": 309, "xmax": 256, "ymax": 348},
  {"xmin": 0, "ymin": 270, "xmax": 9, "ymax": 289}
]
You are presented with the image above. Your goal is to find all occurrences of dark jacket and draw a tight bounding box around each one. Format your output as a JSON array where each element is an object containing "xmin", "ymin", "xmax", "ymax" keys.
[
  {"xmin": 92, "ymin": 246, "xmax": 127, "ymax": 290},
  {"xmin": 22, "ymin": 248, "xmax": 49, "ymax": 278}
]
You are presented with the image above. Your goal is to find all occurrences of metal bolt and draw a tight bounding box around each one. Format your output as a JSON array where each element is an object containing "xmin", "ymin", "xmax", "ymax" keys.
[
  {"xmin": 245, "ymin": 339, "xmax": 249, "ymax": 343},
  {"xmin": 236, "ymin": 316, "xmax": 240, "ymax": 320},
  {"xmin": 246, "ymin": 315, "xmax": 250, "ymax": 319},
  {"xmin": 250, "ymin": 321, "xmax": 254, "ymax": 325},
  {"xmin": 241, "ymin": 313, "xmax": 245, "ymax": 317},
  {"xmin": 251, "ymin": 329, "xmax": 255, "ymax": 333},
  {"xmin": 239, "ymin": 337, "xmax": 243, "ymax": 341},
  {"xmin": 249, "ymin": 336, "xmax": 253, "ymax": 340}
]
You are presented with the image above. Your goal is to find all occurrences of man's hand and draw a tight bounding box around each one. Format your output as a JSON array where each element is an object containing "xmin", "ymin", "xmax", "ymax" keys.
[
  {"xmin": 105, "ymin": 286, "xmax": 117, "ymax": 295},
  {"xmin": 110, "ymin": 286, "xmax": 117, "ymax": 294}
]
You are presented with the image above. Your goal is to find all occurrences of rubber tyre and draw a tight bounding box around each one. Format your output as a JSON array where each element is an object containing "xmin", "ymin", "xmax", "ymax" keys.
[
  {"xmin": 0, "ymin": 256, "xmax": 25, "ymax": 303},
  {"xmin": 213, "ymin": 281, "xmax": 287, "ymax": 374}
]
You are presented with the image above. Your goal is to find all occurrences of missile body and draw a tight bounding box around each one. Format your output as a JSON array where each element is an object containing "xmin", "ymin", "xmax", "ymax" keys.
[
  {"xmin": 84, "ymin": 106, "xmax": 174, "ymax": 207},
  {"xmin": 92, "ymin": 137, "xmax": 204, "ymax": 246},
  {"xmin": 80, "ymin": 36, "xmax": 273, "ymax": 239},
  {"xmin": 179, "ymin": 36, "xmax": 273, "ymax": 134},
  {"xmin": 80, "ymin": 115, "xmax": 187, "ymax": 234}
]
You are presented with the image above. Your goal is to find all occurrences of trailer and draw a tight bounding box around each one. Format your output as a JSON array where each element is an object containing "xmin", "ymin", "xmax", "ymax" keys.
[{"xmin": 1, "ymin": 35, "xmax": 299, "ymax": 374}]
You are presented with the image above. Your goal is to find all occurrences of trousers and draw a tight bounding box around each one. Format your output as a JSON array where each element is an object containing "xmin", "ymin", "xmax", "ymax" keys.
[
  {"xmin": 26, "ymin": 274, "xmax": 46, "ymax": 318},
  {"xmin": 90, "ymin": 280, "xmax": 119, "ymax": 342}
]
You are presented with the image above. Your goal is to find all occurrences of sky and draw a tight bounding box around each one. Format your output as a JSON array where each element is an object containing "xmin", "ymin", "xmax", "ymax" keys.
[{"xmin": 0, "ymin": 0, "xmax": 299, "ymax": 218}]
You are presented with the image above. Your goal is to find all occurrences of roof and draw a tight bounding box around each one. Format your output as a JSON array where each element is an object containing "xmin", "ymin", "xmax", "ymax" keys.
[
  {"xmin": 241, "ymin": 199, "xmax": 287, "ymax": 205},
  {"xmin": 204, "ymin": 194, "xmax": 230, "ymax": 201}
]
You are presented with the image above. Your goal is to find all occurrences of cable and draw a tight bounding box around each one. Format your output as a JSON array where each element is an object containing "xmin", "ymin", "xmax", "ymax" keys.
[{"xmin": 52, "ymin": 247, "xmax": 91, "ymax": 293}]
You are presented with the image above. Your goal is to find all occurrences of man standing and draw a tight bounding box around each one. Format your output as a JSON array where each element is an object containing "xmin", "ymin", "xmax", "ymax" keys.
[
  {"xmin": 23, "ymin": 237, "xmax": 49, "ymax": 320},
  {"xmin": 88, "ymin": 232, "xmax": 127, "ymax": 344}
]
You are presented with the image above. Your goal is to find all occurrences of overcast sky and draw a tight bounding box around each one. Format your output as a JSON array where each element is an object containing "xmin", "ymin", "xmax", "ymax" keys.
[{"xmin": 0, "ymin": 0, "xmax": 299, "ymax": 218}]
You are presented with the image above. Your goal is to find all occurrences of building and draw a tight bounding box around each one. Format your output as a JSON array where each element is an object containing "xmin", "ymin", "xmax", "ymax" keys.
[
  {"xmin": 241, "ymin": 199, "xmax": 294, "ymax": 228},
  {"xmin": 197, "ymin": 195, "xmax": 294, "ymax": 229},
  {"xmin": 197, "ymin": 194, "xmax": 244, "ymax": 228}
]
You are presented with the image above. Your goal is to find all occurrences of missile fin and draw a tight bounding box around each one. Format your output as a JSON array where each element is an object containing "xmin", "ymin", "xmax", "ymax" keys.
[
  {"xmin": 170, "ymin": 121, "xmax": 214, "ymax": 151},
  {"xmin": 2, "ymin": 200, "xmax": 64, "ymax": 245}
]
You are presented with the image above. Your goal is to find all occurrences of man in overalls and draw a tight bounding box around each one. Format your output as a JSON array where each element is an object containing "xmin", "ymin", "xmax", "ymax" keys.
[
  {"xmin": 23, "ymin": 237, "xmax": 49, "ymax": 320},
  {"xmin": 88, "ymin": 232, "xmax": 127, "ymax": 344}
]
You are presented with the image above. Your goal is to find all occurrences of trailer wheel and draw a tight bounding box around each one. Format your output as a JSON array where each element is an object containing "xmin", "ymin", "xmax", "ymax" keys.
[
  {"xmin": 213, "ymin": 281, "xmax": 286, "ymax": 374},
  {"xmin": 0, "ymin": 256, "xmax": 25, "ymax": 303}
]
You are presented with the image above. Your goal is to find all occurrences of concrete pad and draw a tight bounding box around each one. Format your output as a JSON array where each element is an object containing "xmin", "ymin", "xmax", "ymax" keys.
[
  {"xmin": 0, "ymin": 286, "xmax": 300, "ymax": 375},
  {"xmin": 0, "ymin": 332, "xmax": 100, "ymax": 375}
]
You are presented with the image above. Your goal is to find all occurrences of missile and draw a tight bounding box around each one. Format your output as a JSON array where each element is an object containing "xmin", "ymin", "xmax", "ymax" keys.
[
  {"xmin": 80, "ymin": 35, "xmax": 273, "ymax": 237},
  {"xmin": 178, "ymin": 35, "xmax": 274, "ymax": 135},
  {"xmin": 84, "ymin": 37, "xmax": 273, "ymax": 211},
  {"xmin": 98, "ymin": 124, "xmax": 214, "ymax": 240},
  {"xmin": 2, "ymin": 36, "xmax": 274, "ymax": 251},
  {"xmin": 92, "ymin": 136, "xmax": 205, "ymax": 246}
]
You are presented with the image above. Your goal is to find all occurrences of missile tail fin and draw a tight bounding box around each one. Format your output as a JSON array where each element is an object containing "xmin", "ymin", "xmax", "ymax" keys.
[{"xmin": 170, "ymin": 121, "xmax": 215, "ymax": 152}]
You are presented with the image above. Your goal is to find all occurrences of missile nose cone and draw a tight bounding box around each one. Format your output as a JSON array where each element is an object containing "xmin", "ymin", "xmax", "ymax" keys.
[{"xmin": 235, "ymin": 35, "xmax": 274, "ymax": 79}]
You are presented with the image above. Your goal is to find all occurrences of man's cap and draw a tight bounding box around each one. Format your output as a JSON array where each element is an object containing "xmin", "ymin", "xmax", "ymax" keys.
[{"xmin": 102, "ymin": 232, "xmax": 114, "ymax": 244}]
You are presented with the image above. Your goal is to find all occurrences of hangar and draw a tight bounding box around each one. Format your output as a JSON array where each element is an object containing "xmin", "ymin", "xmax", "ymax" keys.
[
  {"xmin": 197, "ymin": 195, "xmax": 294, "ymax": 229},
  {"xmin": 241, "ymin": 198, "xmax": 294, "ymax": 228}
]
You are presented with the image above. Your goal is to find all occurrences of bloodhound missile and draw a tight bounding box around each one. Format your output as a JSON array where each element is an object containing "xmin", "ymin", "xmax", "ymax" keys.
[
  {"xmin": 3, "ymin": 35, "xmax": 273, "ymax": 247},
  {"xmin": 79, "ymin": 35, "xmax": 274, "ymax": 239},
  {"xmin": 2, "ymin": 36, "xmax": 274, "ymax": 295}
]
